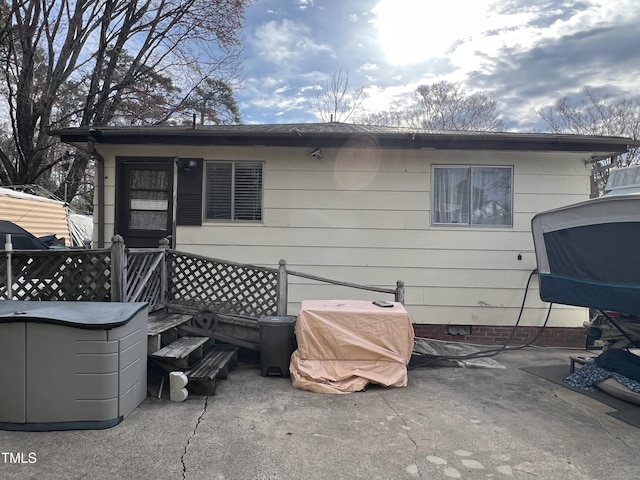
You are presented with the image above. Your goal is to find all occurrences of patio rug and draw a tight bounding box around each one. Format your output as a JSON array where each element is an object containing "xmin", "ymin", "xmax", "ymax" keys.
[{"xmin": 522, "ymin": 364, "xmax": 640, "ymax": 429}]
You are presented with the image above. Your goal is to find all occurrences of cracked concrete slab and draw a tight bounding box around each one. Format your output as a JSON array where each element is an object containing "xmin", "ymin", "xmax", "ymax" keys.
[
  {"xmin": 1, "ymin": 347, "xmax": 639, "ymax": 479},
  {"xmin": 181, "ymin": 396, "xmax": 209, "ymax": 480}
]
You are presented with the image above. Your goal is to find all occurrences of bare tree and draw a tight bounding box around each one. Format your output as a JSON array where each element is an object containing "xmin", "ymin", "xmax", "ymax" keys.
[
  {"xmin": 312, "ymin": 69, "xmax": 367, "ymax": 123},
  {"xmin": 538, "ymin": 87, "xmax": 640, "ymax": 196},
  {"xmin": 0, "ymin": 0, "xmax": 250, "ymax": 203},
  {"xmin": 407, "ymin": 81, "xmax": 504, "ymax": 131},
  {"xmin": 49, "ymin": 47, "xmax": 184, "ymax": 129},
  {"xmin": 357, "ymin": 104, "xmax": 407, "ymax": 128},
  {"xmin": 359, "ymin": 81, "xmax": 504, "ymax": 131}
]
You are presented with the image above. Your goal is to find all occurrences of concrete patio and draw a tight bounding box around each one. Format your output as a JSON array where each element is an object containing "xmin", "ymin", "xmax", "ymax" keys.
[{"xmin": 1, "ymin": 346, "xmax": 639, "ymax": 479}]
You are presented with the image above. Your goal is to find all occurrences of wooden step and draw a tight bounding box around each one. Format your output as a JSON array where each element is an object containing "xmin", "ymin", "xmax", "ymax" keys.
[
  {"xmin": 185, "ymin": 346, "xmax": 238, "ymax": 395},
  {"xmin": 187, "ymin": 347, "xmax": 238, "ymax": 381},
  {"xmin": 151, "ymin": 336, "xmax": 209, "ymax": 369},
  {"xmin": 148, "ymin": 312, "xmax": 192, "ymax": 336},
  {"xmin": 147, "ymin": 312, "xmax": 193, "ymax": 354}
]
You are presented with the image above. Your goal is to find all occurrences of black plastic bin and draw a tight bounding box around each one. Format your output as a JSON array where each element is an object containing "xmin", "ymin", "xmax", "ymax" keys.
[{"xmin": 259, "ymin": 316, "xmax": 297, "ymax": 377}]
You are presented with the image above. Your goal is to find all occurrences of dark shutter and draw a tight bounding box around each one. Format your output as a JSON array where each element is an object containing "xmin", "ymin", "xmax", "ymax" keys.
[{"xmin": 176, "ymin": 158, "xmax": 203, "ymax": 226}]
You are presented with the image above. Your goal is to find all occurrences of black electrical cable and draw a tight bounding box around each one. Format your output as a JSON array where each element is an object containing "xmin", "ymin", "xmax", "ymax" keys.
[{"xmin": 409, "ymin": 268, "xmax": 554, "ymax": 369}]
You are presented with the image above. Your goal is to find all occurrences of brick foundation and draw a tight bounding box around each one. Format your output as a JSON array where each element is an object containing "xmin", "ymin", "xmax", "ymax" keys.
[{"xmin": 412, "ymin": 324, "xmax": 587, "ymax": 348}]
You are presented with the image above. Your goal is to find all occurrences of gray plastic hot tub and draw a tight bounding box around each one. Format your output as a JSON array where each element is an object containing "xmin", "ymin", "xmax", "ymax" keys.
[{"xmin": 0, "ymin": 301, "xmax": 148, "ymax": 431}]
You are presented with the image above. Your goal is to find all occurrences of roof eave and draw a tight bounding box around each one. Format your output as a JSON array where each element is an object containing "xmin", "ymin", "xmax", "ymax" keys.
[{"xmin": 49, "ymin": 126, "xmax": 634, "ymax": 155}]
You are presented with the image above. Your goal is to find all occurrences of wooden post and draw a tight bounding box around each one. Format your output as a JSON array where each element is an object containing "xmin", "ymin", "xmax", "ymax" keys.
[
  {"xmin": 395, "ymin": 280, "xmax": 405, "ymax": 304},
  {"xmin": 111, "ymin": 235, "xmax": 126, "ymax": 302},
  {"xmin": 159, "ymin": 237, "xmax": 170, "ymax": 306},
  {"xmin": 277, "ymin": 259, "xmax": 288, "ymax": 316}
]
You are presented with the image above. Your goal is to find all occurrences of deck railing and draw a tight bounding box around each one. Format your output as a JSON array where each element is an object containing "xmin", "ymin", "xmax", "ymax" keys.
[
  {"xmin": 164, "ymin": 250, "xmax": 280, "ymax": 318},
  {"xmin": 0, "ymin": 248, "xmax": 112, "ymax": 301},
  {"xmin": 286, "ymin": 266, "xmax": 406, "ymax": 304},
  {"xmin": 1, "ymin": 236, "xmax": 405, "ymax": 320},
  {"xmin": 116, "ymin": 237, "xmax": 167, "ymax": 308}
]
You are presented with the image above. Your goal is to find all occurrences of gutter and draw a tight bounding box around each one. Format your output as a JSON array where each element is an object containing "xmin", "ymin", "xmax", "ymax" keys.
[
  {"xmin": 86, "ymin": 133, "xmax": 105, "ymax": 248},
  {"xmin": 50, "ymin": 127, "xmax": 634, "ymax": 155},
  {"xmin": 96, "ymin": 151, "xmax": 105, "ymax": 248}
]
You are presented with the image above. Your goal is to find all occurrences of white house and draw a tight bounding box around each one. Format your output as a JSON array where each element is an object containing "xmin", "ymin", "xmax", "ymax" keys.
[{"xmin": 52, "ymin": 123, "xmax": 634, "ymax": 346}]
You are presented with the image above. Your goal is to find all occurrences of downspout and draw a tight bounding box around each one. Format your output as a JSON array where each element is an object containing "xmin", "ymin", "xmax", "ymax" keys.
[
  {"xmin": 97, "ymin": 152, "xmax": 105, "ymax": 248},
  {"xmin": 87, "ymin": 132, "xmax": 105, "ymax": 248}
]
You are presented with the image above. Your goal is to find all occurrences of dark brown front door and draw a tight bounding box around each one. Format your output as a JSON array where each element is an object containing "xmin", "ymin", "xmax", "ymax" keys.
[{"xmin": 116, "ymin": 158, "xmax": 174, "ymax": 248}]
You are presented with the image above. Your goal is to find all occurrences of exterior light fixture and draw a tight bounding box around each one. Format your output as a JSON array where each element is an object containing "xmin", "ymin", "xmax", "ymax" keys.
[
  {"xmin": 309, "ymin": 148, "xmax": 322, "ymax": 159},
  {"xmin": 176, "ymin": 158, "xmax": 198, "ymax": 172}
]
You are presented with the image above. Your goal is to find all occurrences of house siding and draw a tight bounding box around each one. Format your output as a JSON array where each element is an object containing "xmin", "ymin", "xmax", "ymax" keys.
[
  {"xmin": 96, "ymin": 144, "xmax": 592, "ymax": 335},
  {"xmin": 0, "ymin": 188, "xmax": 71, "ymax": 243}
]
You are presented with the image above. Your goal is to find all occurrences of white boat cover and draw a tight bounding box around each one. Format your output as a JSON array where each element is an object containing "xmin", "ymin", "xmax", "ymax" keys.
[{"xmin": 531, "ymin": 193, "xmax": 640, "ymax": 314}]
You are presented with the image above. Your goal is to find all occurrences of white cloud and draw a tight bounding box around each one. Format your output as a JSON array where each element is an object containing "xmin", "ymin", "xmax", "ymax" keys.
[
  {"xmin": 241, "ymin": 0, "xmax": 640, "ymax": 128},
  {"xmin": 361, "ymin": 83, "xmax": 416, "ymax": 114},
  {"xmin": 372, "ymin": 0, "xmax": 498, "ymax": 64},
  {"xmin": 249, "ymin": 76, "xmax": 286, "ymax": 90},
  {"xmin": 242, "ymin": 75, "xmax": 312, "ymax": 117},
  {"xmin": 297, "ymin": 0, "xmax": 314, "ymax": 11},
  {"xmin": 252, "ymin": 19, "xmax": 334, "ymax": 67},
  {"xmin": 447, "ymin": 0, "xmax": 640, "ymax": 82},
  {"xmin": 370, "ymin": 0, "xmax": 618, "ymax": 69}
]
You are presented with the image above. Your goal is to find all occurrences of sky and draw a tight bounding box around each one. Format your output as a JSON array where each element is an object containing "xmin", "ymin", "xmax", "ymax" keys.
[{"xmin": 237, "ymin": 0, "xmax": 640, "ymax": 131}]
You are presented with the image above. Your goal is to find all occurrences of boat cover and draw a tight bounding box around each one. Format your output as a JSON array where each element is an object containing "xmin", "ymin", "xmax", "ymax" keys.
[{"xmin": 531, "ymin": 193, "xmax": 640, "ymax": 315}]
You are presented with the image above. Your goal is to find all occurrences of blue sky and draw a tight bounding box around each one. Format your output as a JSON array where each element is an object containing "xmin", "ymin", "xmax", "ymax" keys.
[{"xmin": 237, "ymin": 0, "xmax": 640, "ymax": 131}]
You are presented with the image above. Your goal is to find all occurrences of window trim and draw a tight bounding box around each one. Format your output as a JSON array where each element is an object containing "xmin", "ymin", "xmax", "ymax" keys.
[
  {"xmin": 431, "ymin": 164, "xmax": 514, "ymax": 227},
  {"xmin": 203, "ymin": 160, "xmax": 265, "ymax": 223}
]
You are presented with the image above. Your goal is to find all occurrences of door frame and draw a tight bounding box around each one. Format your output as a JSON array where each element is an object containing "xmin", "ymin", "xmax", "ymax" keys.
[{"xmin": 115, "ymin": 157, "xmax": 175, "ymax": 248}]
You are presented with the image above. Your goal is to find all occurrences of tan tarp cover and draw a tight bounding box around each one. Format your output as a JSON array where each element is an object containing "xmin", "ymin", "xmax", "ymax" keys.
[{"xmin": 290, "ymin": 300, "xmax": 415, "ymax": 394}]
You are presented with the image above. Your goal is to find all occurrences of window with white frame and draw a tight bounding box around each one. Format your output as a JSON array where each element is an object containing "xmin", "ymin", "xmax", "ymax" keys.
[
  {"xmin": 205, "ymin": 161, "xmax": 263, "ymax": 221},
  {"xmin": 432, "ymin": 166, "xmax": 513, "ymax": 226}
]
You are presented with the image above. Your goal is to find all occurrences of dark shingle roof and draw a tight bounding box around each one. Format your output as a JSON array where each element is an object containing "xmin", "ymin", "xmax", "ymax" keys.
[{"xmin": 49, "ymin": 122, "xmax": 635, "ymax": 156}]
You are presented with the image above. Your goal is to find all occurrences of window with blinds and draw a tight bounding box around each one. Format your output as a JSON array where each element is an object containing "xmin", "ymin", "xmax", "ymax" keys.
[{"xmin": 205, "ymin": 161, "xmax": 263, "ymax": 221}]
